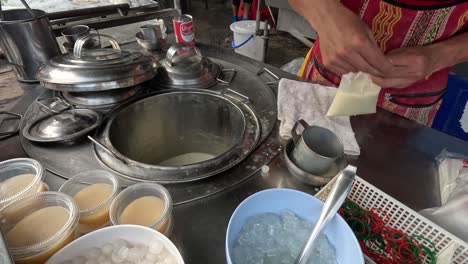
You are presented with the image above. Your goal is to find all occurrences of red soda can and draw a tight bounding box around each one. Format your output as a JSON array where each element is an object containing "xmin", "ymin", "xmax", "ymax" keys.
[{"xmin": 173, "ymin": 14, "xmax": 195, "ymax": 44}]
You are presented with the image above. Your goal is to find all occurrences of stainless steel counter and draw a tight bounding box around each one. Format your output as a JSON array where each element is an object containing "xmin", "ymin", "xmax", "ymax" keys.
[{"xmin": 2, "ymin": 43, "xmax": 468, "ymax": 263}]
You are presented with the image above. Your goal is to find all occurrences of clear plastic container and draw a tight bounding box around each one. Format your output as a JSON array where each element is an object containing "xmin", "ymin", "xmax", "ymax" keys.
[
  {"xmin": 0, "ymin": 191, "xmax": 79, "ymax": 264},
  {"xmin": 0, "ymin": 158, "xmax": 46, "ymax": 208},
  {"xmin": 59, "ymin": 170, "xmax": 119, "ymax": 235},
  {"xmin": 109, "ymin": 183, "xmax": 173, "ymax": 236}
]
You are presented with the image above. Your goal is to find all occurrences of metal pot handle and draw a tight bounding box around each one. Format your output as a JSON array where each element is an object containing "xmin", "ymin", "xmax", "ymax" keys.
[
  {"xmin": 257, "ymin": 67, "xmax": 279, "ymax": 85},
  {"xmin": 36, "ymin": 97, "xmax": 71, "ymax": 115},
  {"xmin": 291, "ymin": 119, "xmax": 310, "ymax": 145},
  {"xmin": 73, "ymin": 34, "xmax": 120, "ymax": 58},
  {"xmin": 217, "ymin": 69, "xmax": 236, "ymax": 84},
  {"xmin": 220, "ymin": 88, "xmax": 250, "ymax": 104}
]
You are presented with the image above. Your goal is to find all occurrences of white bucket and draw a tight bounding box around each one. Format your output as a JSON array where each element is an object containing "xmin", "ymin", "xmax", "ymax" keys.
[{"xmin": 230, "ymin": 20, "xmax": 268, "ymax": 61}]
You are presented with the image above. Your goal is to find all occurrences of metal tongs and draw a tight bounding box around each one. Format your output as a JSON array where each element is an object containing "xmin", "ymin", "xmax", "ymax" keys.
[{"xmin": 295, "ymin": 165, "xmax": 356, "ymax": 264}]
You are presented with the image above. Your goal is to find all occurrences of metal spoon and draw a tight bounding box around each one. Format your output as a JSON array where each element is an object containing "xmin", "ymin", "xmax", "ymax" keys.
[
  {"xmin": 294, "ymin": 165, "xmax": 356, "ymax": 264},
  {"xmin": 88, "ymin": 135, "xmax": 133, "ymax": 166},
  {"xmin": 19, "ymin": 0, "xmax": 35, "ymax": 18}
]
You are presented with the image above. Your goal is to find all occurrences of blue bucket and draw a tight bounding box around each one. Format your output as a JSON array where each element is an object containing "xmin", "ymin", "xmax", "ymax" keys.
[{"xmin": 225, "ymin": 188, "xmax": 364, "ymax": 264}]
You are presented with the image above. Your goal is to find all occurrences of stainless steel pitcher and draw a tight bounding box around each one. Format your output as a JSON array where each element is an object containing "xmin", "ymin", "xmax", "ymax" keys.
[
  {"xmin": 290, "ymin": 119, "xmax": 345, "ymax": 175},
  {"xmin": 0, "ymin": 9, "xmax": 61, "ymax": 82}
]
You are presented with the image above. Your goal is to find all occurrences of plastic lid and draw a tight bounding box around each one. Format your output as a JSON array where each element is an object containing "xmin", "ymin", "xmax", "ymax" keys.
[
  {"xmin": 230, "ymin": 20, "xmax": 268, "ymax": 34},
  {"xmin": 0, "ymin": 191, "xmax": 79, "ymax": 260},
  {"xmin": 0, "ymin": 158, "xmax": 44, "ymax": 206},
  {"xmin": 59, "ymin": 170, "xmax": 119, "ymax": 217},
  {"xmin": 109, "ymin": 183, "xmax": 173, "ymax": 232}
]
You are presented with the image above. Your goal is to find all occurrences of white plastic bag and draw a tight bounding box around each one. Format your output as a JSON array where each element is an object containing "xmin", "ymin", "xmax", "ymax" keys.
[
  {"xmin": 420, "ymin": 150, "xmax": 468, "ymax": 243},
  {"xmin": 435, "ymin": 149, "xmax": 468, "ymax": 204},
  {"xmin": 420, "ymin": 173, "xmax": 468, "ymax": 243},
  {"xmin": 326, "ymin": 72, "xmax": 381, "ymax": 117}
]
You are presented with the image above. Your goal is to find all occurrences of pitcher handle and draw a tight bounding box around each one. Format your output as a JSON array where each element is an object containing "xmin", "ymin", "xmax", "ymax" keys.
[{"xmin": 291, "ymin": 119, "xmax": 310, "ymax": 145}]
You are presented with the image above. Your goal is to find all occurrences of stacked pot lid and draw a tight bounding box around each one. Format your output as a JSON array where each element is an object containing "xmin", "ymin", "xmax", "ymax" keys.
[
  {"xmin": 61, "ymin": 86, "xmax": 143, "ymax": 108},
  {"xmin": 155, "ymin": 43, "xmax": 227, "ymax": 89},
  {"xmin": 22, "ymin": 98, "xmax": 102, "ymax": 143},
  {"xmin": 36, "ymin": 34, "xmax": 157, "ymax": 92}
]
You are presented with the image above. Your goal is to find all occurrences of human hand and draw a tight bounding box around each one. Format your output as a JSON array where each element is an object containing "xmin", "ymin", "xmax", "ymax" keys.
[
  {"xmin": 371, "ymin": 47, "xmax": 435, "ymax": 88},
  {"xmin": 316, "ymin": 3, "xmax": 394, "ymax": 76}
]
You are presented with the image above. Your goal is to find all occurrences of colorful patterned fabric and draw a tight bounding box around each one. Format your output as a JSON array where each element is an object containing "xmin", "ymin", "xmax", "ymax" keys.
[{"xmin": 299, "ymin": 0, "xmax": 468, "ymax": 126}]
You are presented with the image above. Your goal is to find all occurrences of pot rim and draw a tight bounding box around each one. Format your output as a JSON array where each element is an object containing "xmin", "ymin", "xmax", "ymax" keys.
[
  {"xmin": 0, "ymin": 9, "xmax": 47, "ymax": 24},
  {"xmin": 93, "ymin": 88, "xmax": 261, "ymax": 183}
]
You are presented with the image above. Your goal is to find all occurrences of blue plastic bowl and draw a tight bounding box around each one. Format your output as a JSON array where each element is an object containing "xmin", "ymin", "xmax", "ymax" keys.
[{"xmin": 225, "ymin": 188, "xmax": 364, "ymax": 264}]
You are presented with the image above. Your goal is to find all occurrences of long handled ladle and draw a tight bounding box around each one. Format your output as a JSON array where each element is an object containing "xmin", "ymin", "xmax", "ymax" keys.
[
  {"xmin": 20, "ymin": 0, "xmax": 36, "ymax": 18},
  {"xmin": 294, "ymin": 165, "xmax": 356, "ymax": 264}
]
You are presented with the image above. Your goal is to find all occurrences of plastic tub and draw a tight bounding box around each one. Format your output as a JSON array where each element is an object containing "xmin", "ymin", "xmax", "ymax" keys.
[
  {"xmin": 225, "ymin": 188, "xmax": 364, "ymax": 264},
  {"xmin": 46, "ymin": 225, "xmax": 184, "ymax": 264},
  {"xmin": 230, "ymin": 20, "xmax": 268, "ymax": 61},
  {"xmin": 0, "ymin": 191, "xmax": 79, "ymax": 264},
  {"xmin": 109, "ymin": 183, "xmax": 173, "ymax": 236},
  {"xmin": 0, "ymin": 158, "xmax": 46, "ymax": 208},
  {"xmin": 59, "ymin": 170, "xmax": 119, "ymax": 235}
]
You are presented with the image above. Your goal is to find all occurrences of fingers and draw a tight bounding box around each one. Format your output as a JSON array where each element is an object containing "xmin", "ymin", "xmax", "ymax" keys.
[
  {"xmin": 359, "ymin": 44, "xmax": 394, "ymax": 75},
  {"xmin": 344, "ymin": 51, "xmax": 381, "ymax": 76},
  {"xmin": 327, "ymin": 59, "xmax": 357, "ymax": 76},
  {"xmin": 358, "ymin": 29, "xmax": 394, "ymax": 75},
  {"xmin": 371, "ymin": 76, "xmax": 418, "ymax": 88},
  {"xmin": 386, "ymin": 51, "xmax": 431, "ymax": 79}
]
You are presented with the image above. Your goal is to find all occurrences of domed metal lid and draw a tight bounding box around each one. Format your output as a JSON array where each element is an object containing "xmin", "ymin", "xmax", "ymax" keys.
[
  {"xmin": 23, "ymin": 109, "xmax": 101, "ymax": 143},
  {"xmin": 155, "ymin": 43, "xmax": 222, "ymax": 88},
  {"xmin": 36, "ymin": 34, "xmax": 157, "ymax": 92}
]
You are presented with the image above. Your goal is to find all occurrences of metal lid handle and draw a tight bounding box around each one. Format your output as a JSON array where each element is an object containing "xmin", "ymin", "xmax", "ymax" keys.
[
  {"xmin": 166, "ymin": 43, "xmax": 202, "ymax": 66},
  {"xmin": 73, "ymin": 34, "xmax": 120, "ymax": 58},
  {"xmin": 257, "ymin": 67, "xmax": 280, "ymax": 85},
  {"xmin": 217, "ymin": 69, "xmax": 237, "ymax": 84}
]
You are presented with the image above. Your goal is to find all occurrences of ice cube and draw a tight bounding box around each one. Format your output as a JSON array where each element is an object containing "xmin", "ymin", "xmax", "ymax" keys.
[
  {"xmin": 101, "ymin": 243, "xmax": 114, "ymax": 255},
  {"xmin": 84, "ymin": 258, "xmax": 99, "ymax": 264},
  {"xmin": 71, "ymin": 256, "xmax": 87, "ymax": 264},
  {"xmin": 160, "ymin": 256, "xmax": 178, "ymax": 264},
  {"xmin": 111, "ymin": 246, "xmax": 129, "ymax": 263},
  {"xmin": 148, "ymin": 239, "xmax": 164, "ymax": 254},
  {"xmin": 97, "ymin": 255, "xmax": 110, "ymax": 262},
  {"xmin": 86, "ymin": 247, "xmax": 102, "ymax": 259},
  {"xmin": 111, "ymin": 239, "xmax": 128, "ymax": 249},
  {"xmin": 144, "ymin": 253, "xmax": 159, "ymax": 262},
  {"xmin": 127, "ymin": 247, "xmax": 145, "ymax": 262},
  {"xmin": 232, "ymin": 211, "xmax": 337, "ymax": 264}
]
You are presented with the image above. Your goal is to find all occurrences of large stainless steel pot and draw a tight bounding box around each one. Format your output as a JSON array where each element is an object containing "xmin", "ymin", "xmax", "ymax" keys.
[
  {"xmin": 36, "ymin": 34, "xmax": 157, "ymax": 92},
  {"xmin": 93, "ymin": 89, "xmax": 261, "ymax": 183},
  {"xmin": 0, "ymin": 9, "xmax": 61, "ymax": 82}
]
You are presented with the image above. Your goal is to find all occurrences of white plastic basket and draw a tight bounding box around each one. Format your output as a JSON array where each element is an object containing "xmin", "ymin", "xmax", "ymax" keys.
[{"xmin": 316, "ymin": 175, "xmax": 468, "ymax": 264}]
